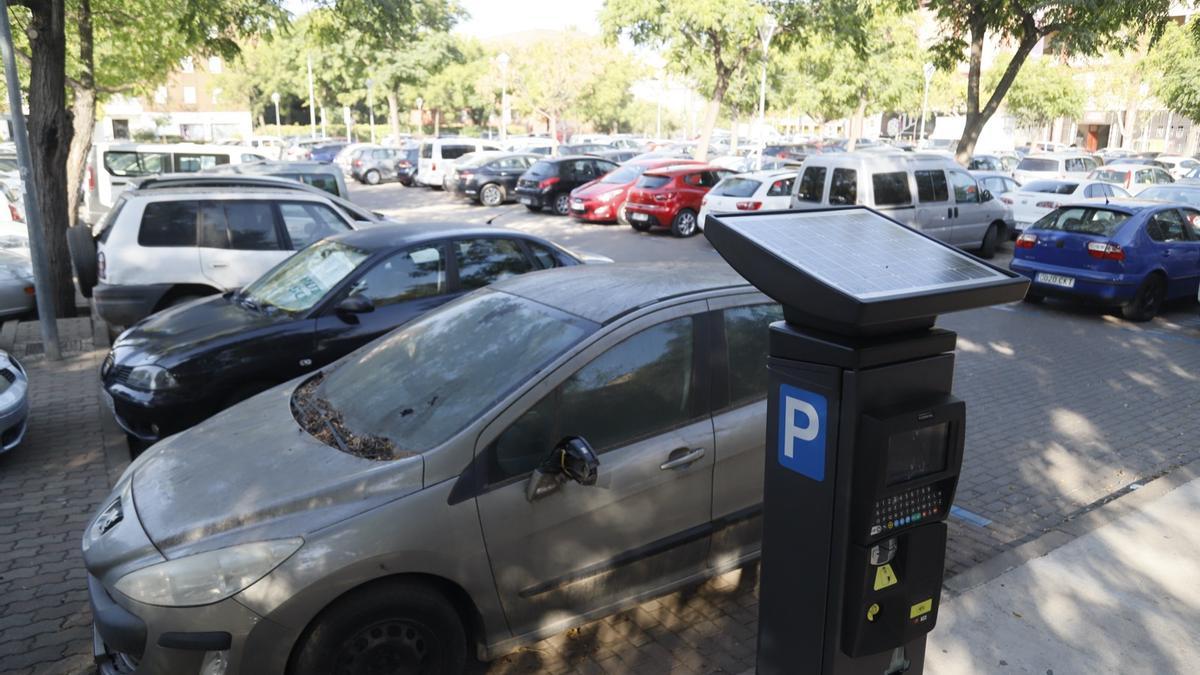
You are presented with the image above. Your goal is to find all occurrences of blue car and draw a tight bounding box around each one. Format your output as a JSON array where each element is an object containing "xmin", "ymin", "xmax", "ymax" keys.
[
  {"xmin": 309, "ymin": 142, "xmax": 348, "ymax": 163},
  {"xmin": 1010, "ymin": 200, "xmax": 1200, "ymax": 320}
]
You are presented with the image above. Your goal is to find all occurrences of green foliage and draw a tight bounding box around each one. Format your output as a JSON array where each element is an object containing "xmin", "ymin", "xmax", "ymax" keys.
[
  {"xmin": 508, "ymin": 31, "xmax": 603, "ymax": 125},
  {"xmin": 574, "ymin": 48, "xmax": 644, "ymax": 132},
  {"xmin": 1145, "ymin": 20, "xmax": 1200, "ymax": 122},
  {"xmin": 985, "ymin": 55, "xmax": 1083, "ymax": 128}
]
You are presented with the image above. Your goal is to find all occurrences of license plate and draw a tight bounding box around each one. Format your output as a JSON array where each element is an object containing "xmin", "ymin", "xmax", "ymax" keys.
[
  {"xmin": 630, "ymin": 212, "xmax": 649, "ymax": 222},
  {"xmin": 1036, "ymin": 272, "xmax": 1075, "ymax": 288},
  {"xmin": 570, "ymin": 202, "xmax": 585, "ymax": 212},
  {"xmin": 519, "ymin": 197, "xmax": 533, "ymax": 205}
]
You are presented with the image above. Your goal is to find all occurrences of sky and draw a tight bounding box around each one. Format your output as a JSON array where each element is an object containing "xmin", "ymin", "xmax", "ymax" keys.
[{"xmin": 454, "ymin": 0, "xmax": 605, "ymax": 39}]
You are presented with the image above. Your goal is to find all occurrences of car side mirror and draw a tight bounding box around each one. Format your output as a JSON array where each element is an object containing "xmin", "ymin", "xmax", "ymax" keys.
[
  {"xmin": 981, "ymin": 189, "xmax": 993, "ymax": 202},
  {"xmin": 335, "ymin": 295, "xmax": 374, "ymax": 323},
  {"xmin": 525, "ymin": 436, "xmax": 600, "ymax": 502}
]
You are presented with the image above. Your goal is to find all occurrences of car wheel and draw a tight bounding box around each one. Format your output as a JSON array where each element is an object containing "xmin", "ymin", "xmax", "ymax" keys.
[
  {"xmin": 67, "ymin": 224, "xmax": 98, "ymax": 298},
  {"xmin": 480, "ymin": 183, "xmax": 505, "ymax": 207},
  {"xmin": 616, "ymin": 203, "xmax": 628, "ymax": 226},
  {"xmin": 553, "ymin": 193, "xmax": 571, "ymax": 216},
  {"xmin": 671, "ymin": 209, "xmax": 699, "ymax": 237},
  {"xmin": 288, "ymin": 581, "xmax": 469, "ymax": 675},
  {"xmin": 978, "ymin": 223, "xmax": 1000, "ymax": 259},
  {"xmin": 1121, "ymin": 274, "xmax": 1166, "ymax": 322},
  {"xmin": 365, "ymin": 170, "xmax": 381, "ymax": 186}
]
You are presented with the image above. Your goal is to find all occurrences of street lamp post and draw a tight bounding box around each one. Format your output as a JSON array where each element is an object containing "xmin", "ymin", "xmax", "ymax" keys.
[
  {"xmin": 271, "ymin": 91, "xmax": 281, "ymax": 130},
  {"xmin": 306, "ymin": 54, "xmax": 317, "ymax": 139},
  {"xmin": 756, "ymin": 14, "xmax": 777, "ymax": 170},
  {"xmin": 497, "ymin": 52, "xmax": 510, "ymax": 143},
  {"xmin": 366, "ymin": 78, "xmax": 376, "ymax": 144},
  {"xmin": 919, "ymin": 62, "xmax": 934, "ymax": 144},
  {"xmin": 415, "ymin": 97, "xmax": 424, "ymax": 137}
]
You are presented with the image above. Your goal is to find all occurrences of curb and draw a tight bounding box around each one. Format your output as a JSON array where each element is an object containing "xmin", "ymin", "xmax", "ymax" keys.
[{"xmin": 90, "ymin": 305, "xmax": 130, "ymax": 485}]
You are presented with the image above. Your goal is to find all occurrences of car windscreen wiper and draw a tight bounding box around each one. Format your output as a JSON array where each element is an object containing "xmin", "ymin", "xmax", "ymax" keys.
[{"xmin": 292, "ymin": 388, "xmax": 349, "ymax": 454}]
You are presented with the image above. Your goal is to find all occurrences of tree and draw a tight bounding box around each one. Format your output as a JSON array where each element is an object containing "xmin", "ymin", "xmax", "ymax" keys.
[
  {"xmin": 508, "ymin": 31, "xmax": 605, "ymax": 142},
  {"xmin": 575, "ymin": 48, "xmax": 642, "ymax": 134},
  {"xmin": 601, "ymin": 0, "xmax": 868, "ymax": 160},
  {"xmin": 985, "ymin": 54, "xmax": 1082, "ymax": 141},
  {"xmin": 926, "ymin": 0, "xmax": 1173, "ymax": 164},
  {"xmin": 1145, "ymin": 20, "xmax": 1200, "ymax": 151}
]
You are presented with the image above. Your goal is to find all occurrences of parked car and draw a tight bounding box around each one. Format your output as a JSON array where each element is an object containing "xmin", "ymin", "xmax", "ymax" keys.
[
  {"xmin": 763, "ymin": 143, "xmax": 818, "ymax": 161},
  {"xmin": 0, "ymin": 348, "xmax": 28, "ymax": 454},
  {"xmin": 333, "ymin": 143, "xmax": 378, "ymax": 175},
  {"xmin": 83, "ymin": 262, "xmax": 778, "ymax": 675},
  {"xmin": 698, "ymin": 170, "xmax": 797, "ymax": 228},
  {"xmin": 1012, "ymin": 153, "xmax": 1100, "ymax": 185},
  {"xmin": 283, "ymin": 139, "xmax": 327, "ymax": 161},
  {"xmin": 708, "ymin": 154, "xmax": 796, "ymax": 173},
  {"xmin": 203, "ymin": 160, "xmax": 351, "ymax": 199},
  {"xmin": 309, "ymin": 142, "xmax": 348, "ymax": 163},
  {"xmin": 515, "ymin": 156, "xmax": 620, "ymax": 215},
  {"xmin": 972, "ymin": 172, "xmax": 1022, "ymax": 236},
  {"xmin": 625, "ymin": 165, "xmax": 731, "ymax": 237},
  {"xmin": 789, "ymin": 152, "xmax": 1009, "ymax": 256},
  {"xmin": 395, "ymin": 147, "xmax": 419, "ymax": 186},
  {"xmin": 351, "ymin": 147, "xmax": 409, "ymax": 185},
  {"xmin": 593, "ymin": 149, "xmax": 639, "ymax": 164},
  {"xmin": 85, "ymin": 187, "xmax": 356, "ymax": 328},
  {"xmin": 1006, "ymin": 179, "xmax": 1129, "ymax": 236},
  {"xmin": 100, "ymin": 226, "xmax": 606, "ymax": 443},
  {"xmin": 968, "ymin": 154, "xmax": 1019, "ymax": 173},
  {"xmin": 0, "ymin": 250, "xmax": 34, "ymax": 317},
  {"xmin": 1098, "ymin": 148, "xmax": 1138, "ymax": 164},
  {"xmin": 558, "ymin": 143, "xmax": 611, "ymax": 156},
  {"xmin": 1100, "ymin": 157, "xmax": 1167, "ymax": 168},
  {"xmin": 1146, "ymin": 155, "xmax": 1197, "ymax": 179},
  {"xmin": 568, "ymin": 157, "xmax": 702, "ymax": 224},
  {"xmin": 1088, "ymin": 163, "xmax": 1174, "ymax": 196},
  {"xmin": 448, "ymin": 152, "xmax": 538, "ymax": 206},
  {"xmin": 503, "ymin": 137, "xmax": 556, "ymax": 156},
  {"xmin": 1012, "ymin": 201, "xmax": 1200, "ymax": 320},
  {"xmin": 1137, "ymin": 184, "xmax": 1200, "ymax": 208},
  {"xmin": 416, "ymin": 138, "xmax": 502, "ymax": 188}
]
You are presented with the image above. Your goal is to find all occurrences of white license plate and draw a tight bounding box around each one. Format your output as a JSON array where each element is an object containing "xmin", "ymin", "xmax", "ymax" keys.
[
  {"xmin": 519, "ymin": 197, "xmax": 533, "ymax": 205},
  {"xmin": 1036, "ymin": 272, "xmax": 1075, "ymax": 288},
  {"xmin": 629, "ymin": 212, "xmax": 649, "ymax": 222}
]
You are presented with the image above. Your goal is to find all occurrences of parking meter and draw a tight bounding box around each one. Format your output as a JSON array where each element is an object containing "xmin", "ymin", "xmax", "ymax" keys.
[{"xmin": 705, "ymin": 207, "xmax": 1028, "ymax": 675}]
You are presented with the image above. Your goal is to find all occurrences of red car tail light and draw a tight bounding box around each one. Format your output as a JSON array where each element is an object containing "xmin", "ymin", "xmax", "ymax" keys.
[
  {"xmin": 353, "ymin": 159, "xmax": 362, "ymax": 167},
  {"xmin": 9, "ymin": 203, "xmax": 20, "ymax": 222},
  {"xmin": 538, "ymin": 176, "xmax": 559, "ymax": 190},
  {"xmin": 87, "ymin": 166, "xmax": 95, "ymax": 192},
  {"xmin": 653, "ymin": 192, "xmax": 673, "ymax": 202},
  {"xmin": 1035, "ymin": 201, "xmax": 1058, "ymax": 209},
  {"xmin": 1015, "ymin": 233, "xmax": 1037, "ymax": 248},
  {"xmin": 1000, "ymin": 196, "xmax": 1013, "ymax": 205},
  {"xmin": 1086, "ymin": 241, "xmax": 1125, "ymax": 260},
  {"xmin": 1124, "ymin": 171, "xmax": 1132, "ymax": 189},
  {"xmin": 736, "ymin": 200, "xmax": 762, "ymax": 211}
]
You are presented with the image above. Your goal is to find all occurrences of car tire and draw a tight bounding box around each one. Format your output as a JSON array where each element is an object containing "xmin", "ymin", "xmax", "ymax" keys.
[
  {"xmin": 978, "ymin": 223, "xmax": 1001, "ymax": 259},
  {"xmin": 553, "ymin": 193, "xmax": 571, "ymax": 216},
  {"xmin": 1121, "ymin": 274, "xmax": 1166, "ymax": 322},
  {"xmin": 616, "ymin": 203, "xmax": 628, "ymax": 226},
  {"xmin": 364, "ymin": 170, "xmax": 381, "ymax": 186},
  {"xmin": 288, "ymin": 581, "xmax": 469, "ymax": 675},
  {"xmin": 67, "ymin": 224, "xmax": 98, "ymax": 298},
  {"xmin": 671, "ymin": 208, "xmax": 699, "ymax": 237},
  {"xmin": 525, "ymin": 204, "xmax": 542, "ymax": 212},
  {"xmin": 480, "ymin": 183, "xmax": 505, "ymax": 207}
]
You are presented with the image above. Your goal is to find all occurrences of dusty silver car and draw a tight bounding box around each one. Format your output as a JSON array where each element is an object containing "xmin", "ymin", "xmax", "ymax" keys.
[{"xmin": 82, "ymin": 263, "xmax": 778, "ymax": 675}]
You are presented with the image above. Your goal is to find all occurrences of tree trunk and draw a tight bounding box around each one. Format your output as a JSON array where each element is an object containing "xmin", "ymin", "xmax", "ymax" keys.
[
  {"xmin": 956, "ymin": 12, "xmax": 1039, "ymax": 165},
  {"xmin": 23, "ymin": 0, "xmax": 75, "ymax": 316},
  {"xmin": 66, "ymin": 0, "xmax": 95, "ymax": 229},
  {"xmin": 433, "ymin": 110, "xmax": 440, "ymax": 136},
  {"xmin": 695, "ymin": 77, "xmax": 729, "ymax": 162},
  {"xmin": 847, "ymin": 95, "xmax": 867, "ymax": 152},
  {"xmin": 386, "ymin": 90, "xmax": 401, "ymax": 142}
]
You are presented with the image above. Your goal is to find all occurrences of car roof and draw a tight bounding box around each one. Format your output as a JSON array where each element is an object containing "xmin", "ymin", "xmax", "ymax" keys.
[
  {"xmin": 1024, "ymin": 152, "xmax": 1093, "ymax": 159},
  {"xmin": 124, "ymin": 186, "xmax": 334, "ymax": 200},
  {"xmin": 1097, "ymin": 162, "xmax": 1166, "ymax": 169},
  {"xmin": 324, "ymin": 224, "xmax": 546, "ymax": 252},
  {"xmin": 644, "ymin": 164, "xmax": 723, "ymax": 176},
  {"xmin": 1058, "ymin": 199, "xmax": 1164, "ymax": 214},
  {"xmin": 491, "ymin": 262, "xmax": 750, "ymax": 324},
  {"xmin": 537, "ymin": 154, "xmax": 613, "ymax": 163},
  {"xmin": 721, "ymin": 169, "xmax": 796, "ymax": 181}
]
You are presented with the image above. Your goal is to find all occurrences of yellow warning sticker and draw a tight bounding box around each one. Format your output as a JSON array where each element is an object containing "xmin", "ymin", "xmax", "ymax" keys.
[
  {"xmin": 910, "ymin": 599, "xmax": 933, "ymax": 619},
  {"xmin": 873, "ymin": 563, "xmax": 898, "ymax": 591}
]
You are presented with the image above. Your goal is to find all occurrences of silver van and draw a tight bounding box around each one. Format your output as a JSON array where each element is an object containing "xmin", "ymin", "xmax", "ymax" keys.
[
  {"xmin": 789, "ymin": 153, "xmax": 1010, "ymax": 257},
  {"xmin": 83, "ymin": 263, "xmax": 776, "ymax": 675}
]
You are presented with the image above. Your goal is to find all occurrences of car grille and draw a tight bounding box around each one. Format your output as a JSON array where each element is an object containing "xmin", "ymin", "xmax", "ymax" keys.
[
  {"xmin": 109, "ymin": 365, "xmax": 134, "ymax": 386},
  {"xmin": 0, "ymin": 368, "xmax": 14, "ymax": 384}
]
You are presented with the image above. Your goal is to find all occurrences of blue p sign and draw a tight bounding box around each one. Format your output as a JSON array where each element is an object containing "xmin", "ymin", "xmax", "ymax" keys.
[{"xmin": 778, "ymin": 384, "xmax": 827, "ymax": 481}]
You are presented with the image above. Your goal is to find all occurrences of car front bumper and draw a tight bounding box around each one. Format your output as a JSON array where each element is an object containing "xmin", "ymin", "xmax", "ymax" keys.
[
  {"xmin": 102, "ymin": 380, "xmax": 215, "ymax": 443},
  {"xmin": 94, "ymin": 284, "xmax": 173, "ymax": 329},
  {"xmin": 569, "ymin": 197, "xmax": 619, "ymax": 222}
]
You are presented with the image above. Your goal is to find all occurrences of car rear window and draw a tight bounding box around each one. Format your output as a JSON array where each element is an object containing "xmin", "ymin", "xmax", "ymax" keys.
[
  {"xmin": 526, "ymin": 160, "xmax": 557, "ymax": 177},
  {"xmin": 872, "ymin": 172, "xmax": 912, "ymax": 206},
  {"xmin": 1030, "ymin": 207, "xmax": 1130, "ymax": 237},
  {"xmin": 712, "ymin": 177, "xmax": 761, "ymax": 198},
  {"xmin": 138, "ymin": 200, "xmax": 197, "ymax": 247},
  {"xmin": 636, "ymin": 174, "xmax": 671, "ymax": 189},
  {"xmin": 1090, "ymin": 169, "xmax": 1129, "ymax": 185},
  {"xmin": 1017, "ymin": 158, "xmax": 1057, "ymax": 172},
  {"xmin": 1023, "ymin": 180, "xmax": 1078, "ymax": 194}
]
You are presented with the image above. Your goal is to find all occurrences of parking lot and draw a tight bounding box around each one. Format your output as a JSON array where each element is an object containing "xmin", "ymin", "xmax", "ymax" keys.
[{"xmin": 2, "ymin": 180, "xmax": 1199, "ymax": 674}]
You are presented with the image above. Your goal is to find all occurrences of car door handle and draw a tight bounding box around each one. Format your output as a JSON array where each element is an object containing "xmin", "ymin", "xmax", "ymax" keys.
[
  {"xmin": 660, "ymin": 447, "xmax": 706, "ymax": 470},
  {"xmin": 210, "ymin": 262, "xmax": 229, "ymax": 268},
  {"xmin": 947, "ymin": 207, "xmax": 953, "ymax": 218}
]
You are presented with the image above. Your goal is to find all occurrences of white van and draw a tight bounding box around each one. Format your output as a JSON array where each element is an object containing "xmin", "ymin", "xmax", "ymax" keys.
[
  {"xmin": 1012, "ymin": 152, "xmax": 1099, "ymax": 185},
  {"xmin": 82, "ymin": 143, "xmax": 269, "ymax": 224},
  {"xmin": 416, "ymin": 137, "xmax": 501, "ymax": 188},
  {"xmin": 789, "ymin": 152, "xmax": 1010, "ymax": 257}
]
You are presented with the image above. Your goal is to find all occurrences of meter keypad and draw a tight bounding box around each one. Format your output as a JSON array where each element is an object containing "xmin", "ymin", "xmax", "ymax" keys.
[{"xmin": 869, "ymin": 485, "xmax": 944, "ymax": 536}]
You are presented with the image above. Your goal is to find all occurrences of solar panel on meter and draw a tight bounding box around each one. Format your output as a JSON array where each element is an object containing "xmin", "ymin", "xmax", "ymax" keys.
[{"xmin": 704, "ymin": 206, "xmax": 1028, "ymax": 335}]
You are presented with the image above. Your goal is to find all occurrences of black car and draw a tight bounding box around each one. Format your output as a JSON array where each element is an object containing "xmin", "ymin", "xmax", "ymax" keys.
[
  {"xmin": 448, "ymin": 152, "xmax": 538, "ymax": 206},
  {"xmin": 394, "ymin": 146, "xmax": 419, "ymax": 186},
  {"xmin": 515, "ymin": 155, "xmax": 619, "ymax": 215},
  {"xmin": 595, "ymin": 148, "xmax": 638, "ymax": 164},
  {"xmin": 101, "ymin": 226, "xmax": 607, "ymax": 443}
]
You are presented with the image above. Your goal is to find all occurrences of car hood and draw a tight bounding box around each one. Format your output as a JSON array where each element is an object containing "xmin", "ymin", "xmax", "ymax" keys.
[
  {"xmin": 572, "ymin": 180, "xmax": 630, "ymax": 198},
  {"xmin": 113, "ymin": 294, "xmax": 293, "ymax": 368},
  {"xmin": 130, "ymin": 382, "xmax": 424, "ymax": 558}
]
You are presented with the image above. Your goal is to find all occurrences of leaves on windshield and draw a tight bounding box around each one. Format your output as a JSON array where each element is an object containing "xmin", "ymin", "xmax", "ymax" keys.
[{"xmin": 292, "ymin": 374, "xmax": 412, "ymax": 461}]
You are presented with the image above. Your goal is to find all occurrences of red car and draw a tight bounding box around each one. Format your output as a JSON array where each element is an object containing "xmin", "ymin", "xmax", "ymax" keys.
[
  {"xmin": 624, "ymin": 165, "xmax": 731, "ymax": 237},
  {"xmin": 568, "ymin": 158, "xmax": 702, "ymax": 224}
]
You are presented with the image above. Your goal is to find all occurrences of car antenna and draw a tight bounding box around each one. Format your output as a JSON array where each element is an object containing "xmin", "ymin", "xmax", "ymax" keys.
[{"xmin": 486, "ymin": 206, "xmax": 523, "ymax": 227}]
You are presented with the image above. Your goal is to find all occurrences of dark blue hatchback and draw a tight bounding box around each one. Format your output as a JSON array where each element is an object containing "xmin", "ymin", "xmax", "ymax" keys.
[{"xmin": 1010, "ymin": 200, "xmax": 1200, "ymax": 320}]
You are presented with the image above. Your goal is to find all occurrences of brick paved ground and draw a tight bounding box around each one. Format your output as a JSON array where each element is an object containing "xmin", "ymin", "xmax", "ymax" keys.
[{"xmin": 3, "ymin": 292, "xmax": 1200, "ymax": 674}]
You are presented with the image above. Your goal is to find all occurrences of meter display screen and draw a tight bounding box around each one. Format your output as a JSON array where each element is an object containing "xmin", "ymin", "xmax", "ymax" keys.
[{"xmin": 885, "ymin": 423, "xmax": 949, "ymax": 486}]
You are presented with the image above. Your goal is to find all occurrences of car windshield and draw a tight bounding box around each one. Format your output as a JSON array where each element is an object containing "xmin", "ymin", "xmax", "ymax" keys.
[
  {"xmin": 1030, "ymin": 207, "xmax": 1130, "ymax": 237},
  {"xmin": 1017, "ymin": 158, "xmax": 1057, "ymax": 172},
  {"xmin": 601, "ymin": 164, "xmax": 647, "ymax": 183},
  {"xmin": 309, "ymin": 291, "xmax": 595, "ymax": 456},
  {"xmin": 1022, "ymin": 180, "xmax": 1077, "ymax": 194},
  {"xmin": 241, "ymin": 239, "xmax": 370, "ymax": 314},
  {"xmin": 712, "ymin": 177, "xmax": 762, "ymax": 198},
  {"xmin": 1138, "ymin": 186, "xmax": 1200, "ymax": 207}
]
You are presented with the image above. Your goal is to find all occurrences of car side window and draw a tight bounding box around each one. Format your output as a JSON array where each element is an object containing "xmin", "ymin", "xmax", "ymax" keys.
[
  {"xmin": 526, "ymin": 242, "xmax": 564, "ymax": 269},
  {"xmin": 1146, "ymin": 210, "xmax": 1187, "ymax": 242},
  {"xmin": 1157, "ymin": 169, "xmax": 1174, "ymax": 184},
  {"xmin": 279, "ymin": 202, "xmax": 351, "ymax": 249},
  {"xmin": 829, "ymin": 168, "xmax": 857, "ymax": 205},
  {"xmin": 455, "ymin": 238, "xmax": 534, "ymax": 290},
  {"xmin": 725, "ymin": 304, "xmax": 784, "ymax": 407},
  {"xmin": 137, "ymin": 201, "xmax": 198, "ymax": 247},
  {"xmin": 1181, "ymin": 208, "xmax": 1200, "ymax": 238},
  {"xmin": 948, "ymin": 171, "xmax": 979, "ymax": 203},
  {"xmin": 1136, "ymin": 169, "xmax": 1152, "ymax": 184},
  {"xmin": 914, "ymin": 170, "xmax": 949, "ymax": 203},
  {"xmin": 441, "ymin": 145, "xmax": 472, "ymax": 160},
  {"xmin": 488, "ymin": 316, "xmax": 697, "ymax": 482},
  {"xmin": 1083, "ymin": 184, "xmax": 1104, "ymax": 198},
  {"xmin": 347, "ymin": 245, "xmax": 446, "ymax": 307},
  {"xmin": 872, "ymin": 171, "xmax": 911, "ymax": 206},
  {"xmin": 767, "ymin": 177, "xmax": 794, "ymax": 197},
  {"xmin": 175, "ymin": 153, "xmax": 227, "ymax": 172},
  {"xmin": 796, "ymin": 166, "xmax": 826, "ymax": 202},
  {"xmin": 223, "ymin": 201, "xmax": 282, "ymax": 250}
]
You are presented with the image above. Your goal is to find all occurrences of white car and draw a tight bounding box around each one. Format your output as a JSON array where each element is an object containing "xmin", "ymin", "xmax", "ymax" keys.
[
  {"xmin": 1150, "ymin": 155, "xmax": 1199, "ymax": 180},
  {"xmin": 1012, "ymin": 152, "xmax": 1100, "ymax": 185},
  {"xmin": 698, "ymin": 170, "xmax": 797, "ymax": 229},
  {"xmin": 1087, "ymin": 163, "xmax": 1174, "ymax": 196},
  {"xmin": 1007, "ymin": 179, "xmax": 1129, "ymax": 235},
  {"xmin": 972, "ymin": 171, "xmax": 1022, "ymax": 233}
]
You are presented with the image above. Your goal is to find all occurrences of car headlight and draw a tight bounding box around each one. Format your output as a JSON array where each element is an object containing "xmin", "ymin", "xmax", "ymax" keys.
[
  {"xmin": 598, "ymin": 189, "xmax": 623, "ymax": 202},
  {"xmin": 114, "ymin": 538, "xmax": 302, "ymax": 607},
  {"xmin": 125, "ymin": 365, "xmax": 179, "ymax": 391}
]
